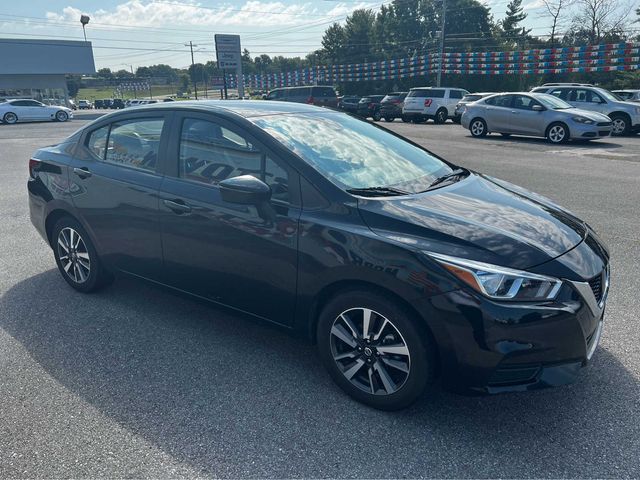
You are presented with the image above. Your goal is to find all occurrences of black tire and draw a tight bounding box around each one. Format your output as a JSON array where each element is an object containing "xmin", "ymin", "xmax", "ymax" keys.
[
  {"xmin": 52, "ymin": 216, "xmax": 113, "ymax": 293},
  {"xmin": 469, "ymin": 118, "xmax": 488, "ymax": 137},
  {"xmin": 317, "ymin": 289, "xmax": 435, "ymax": 410},
  {"xmin": 55, "ymin": 110, "xmax": 69, "ymax": 122},
  {"xmin": 3, "ymin": 112, "xmax": 18, "ymax": 124},
  {"xmin": 546, "ymin": 122, "xmax": 569, "ymax": 144},
  {"xmin": 372, "ymin": 111, "xmax": 382, "ymax": 122},
  {"xmin": 401, "ymin": 115, "xmax": 410, "ymax": 123},
  {"xmin": 384, "ymin": 117, "xmax": 394, "ymax": 123},
  {"xmin": 609, "ymin": 113, "xmax": 631, "ymax": 136},
  {"xmin": 434, "ymin": 108, "xmax": 448, "ymax": 124}
]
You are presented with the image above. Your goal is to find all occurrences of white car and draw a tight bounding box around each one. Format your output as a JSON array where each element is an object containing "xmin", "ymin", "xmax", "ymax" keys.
[
  {"xmin": 402, "ymin": 87, "xmax": 469, "ymax": 124},
  {"xmin": 0, "ymin": 99, "xmax": 73, "ymax": 124}
]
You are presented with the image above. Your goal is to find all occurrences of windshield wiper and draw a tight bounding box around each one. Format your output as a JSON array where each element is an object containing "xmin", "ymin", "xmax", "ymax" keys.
[
  {"xmin": 427, "ymin": 168, "xmax": 468, "ymax": 189},
  {"xmin": 346, "ymin": 186, "xmax": 410, "ymax": 197}
]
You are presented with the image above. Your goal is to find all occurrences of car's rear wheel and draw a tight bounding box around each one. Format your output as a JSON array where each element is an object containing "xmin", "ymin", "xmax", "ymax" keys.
[
  {"xmin": 434, "ymin": 108, "xmax": 448, "ymax": 124},
  {"xmin": 317, "ymin": 289, "xmax": 434, "ymax": 410},
  {"xmin": 384, "ymin": 117, "xmax": 394, "ymax": 122},
  {"xmin": 470, "ymin": 118, "xmax": 488, "ymax": 137},
  {"xmin": 55, "ymin": 110, "xmax": 69, "ymax": 122},
  {"xmin": 401, "ymin": 115, "xmax": 410, "ymax": 123},
  {"xmin": 546, "ymin": 122, "xmax": 569, "ymax": 144},
  {"xmin": 52, "ymin": 217, "xmax": 112, "ymax": 293},
  {"xmin": 372, "ymin": 111, "xmax": 382, "ymax": 122},
  {"xmin": 3, "ymin": 112, "xmax": 18, "ymax": 124},
  {"xmin": 610, "ymin": 114, "xmax": 630, "ymax": 136}
]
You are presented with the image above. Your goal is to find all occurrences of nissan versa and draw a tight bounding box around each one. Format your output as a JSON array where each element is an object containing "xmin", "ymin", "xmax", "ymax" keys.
[{"xmin": 28, "ymin": 101, "xmax": 610, "ymax": 410}]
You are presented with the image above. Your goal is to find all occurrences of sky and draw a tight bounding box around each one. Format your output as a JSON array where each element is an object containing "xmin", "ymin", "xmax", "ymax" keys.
[{"xmin": 0, "ymin": 0, "xmax": 628, "ymax": 71}]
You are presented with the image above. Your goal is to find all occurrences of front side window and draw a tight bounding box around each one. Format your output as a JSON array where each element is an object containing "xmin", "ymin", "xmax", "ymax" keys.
[
  {"xmin": 548, "ymin": 88, "xmax": 569, "ymax": 100},
  {"xmin": 104, "ymin": 118, "xmax": 164, "ymax": 172},
  {"xmin": 179, "ymin": 118, "xmax": 261, "ymax": 185},
  {"xmin": 250, "ymin": 112, "xmax": 451, "ymax": 193},
  {"xmin": 512, "ymin": 95, "xmax": 542, "ymax": 110}
]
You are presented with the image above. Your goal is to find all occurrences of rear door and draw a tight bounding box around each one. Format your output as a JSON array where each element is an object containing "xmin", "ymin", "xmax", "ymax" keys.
[
  {"xmin": 70, "ymin": 113, "xmax": 170, "ymax": 280},
  {"xmin": 157, "ymin": 111, "xmax": 300, "ymax": 324}
]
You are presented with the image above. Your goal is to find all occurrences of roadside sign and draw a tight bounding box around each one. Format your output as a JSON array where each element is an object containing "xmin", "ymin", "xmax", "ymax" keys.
[
  {"xmin": 210, "ymin": 76, "xmax": 225, "ymax": 89},
  {"xmin": 214, "ymin": 33, "xmax": 244, "ymax": 98},
  {"xmin": 217, "ymin": 51, "xmax": 240, "ymax": 69}
]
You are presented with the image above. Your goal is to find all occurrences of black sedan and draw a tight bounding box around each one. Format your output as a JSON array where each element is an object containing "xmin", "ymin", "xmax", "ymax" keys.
[
  {"xmin": 28, "ymin": 101, "xmax": 610, "ymax": 410},
  {"xmin": 356, "ymin": 95, "xmax": 385, "ymax": 120}
]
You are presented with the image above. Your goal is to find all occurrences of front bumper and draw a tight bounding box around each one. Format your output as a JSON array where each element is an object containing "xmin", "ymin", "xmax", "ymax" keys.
[{"xmin": 570, "ymin": 121, "xmax": 612, "ymax": 139}]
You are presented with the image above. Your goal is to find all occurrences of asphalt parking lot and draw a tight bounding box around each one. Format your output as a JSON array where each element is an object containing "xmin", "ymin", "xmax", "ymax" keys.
[{"xmin": 1, "ymin": 114, "xmax": 638, "ymax": 478}]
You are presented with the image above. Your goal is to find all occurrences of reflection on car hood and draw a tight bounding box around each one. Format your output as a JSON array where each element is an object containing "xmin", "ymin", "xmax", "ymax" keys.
[
  {"xmin": 563, "ymin": 108, "xmax": 612, "ymax": 122},
  {"xmin": 357, "ymin": 173, "xmax": 587, "ymax": 270}
]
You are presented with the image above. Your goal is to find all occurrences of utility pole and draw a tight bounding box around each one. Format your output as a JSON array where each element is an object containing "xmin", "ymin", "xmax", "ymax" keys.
[
  {"xmin": 437, "ymin": 0, "xmax": 446, "ymax": 88},
  {"xmin": 186, "ymin": 41, "xmax": 199, "ymax": 100}
]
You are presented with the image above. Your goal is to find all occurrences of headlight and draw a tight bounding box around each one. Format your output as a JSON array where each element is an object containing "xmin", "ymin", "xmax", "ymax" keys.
[
  {"xmin": 427, "ymin": 252, "xmax": 562, "ymax": 301},
  {"xmin": 572, "ymin": 116, "xmax": 594, "ymax": 124}
]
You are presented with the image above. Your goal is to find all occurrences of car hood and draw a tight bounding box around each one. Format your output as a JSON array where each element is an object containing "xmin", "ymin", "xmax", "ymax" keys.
[
  {"xmin": 357, "ymin": 173, "xmax": 587, "ymax": 270},
  {"xmin": 563, "ymin": 108, "xmax": 612, "ymax": 122}
]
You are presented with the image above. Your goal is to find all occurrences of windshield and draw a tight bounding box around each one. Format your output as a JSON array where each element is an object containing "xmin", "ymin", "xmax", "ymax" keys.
[
  {"xmin": 250, "ymin": 112, "xmax": 452, "ymax": 192},
  {"xmin": 536, "ymin": 94, "xmax": 572, "ymax": 110}
]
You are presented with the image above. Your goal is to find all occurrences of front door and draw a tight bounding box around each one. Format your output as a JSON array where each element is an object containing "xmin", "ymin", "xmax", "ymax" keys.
[
  {"xmin": 69, "ymin": 114, "xmax": 169, "ymax": 280},
  {"xmin": 510, "ymin": 95, "xmax": 545, "ymax": 135},
  {"xmin": 158, "ymin": 113, "xmax": 300, "ymax": 325}
]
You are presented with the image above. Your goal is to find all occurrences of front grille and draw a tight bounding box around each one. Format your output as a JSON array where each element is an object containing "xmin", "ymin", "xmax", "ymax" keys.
[
  {"xmin": 588, "ymin": 273, "xmax": 603, "ymax": 303},
  {"xmin": 597, "ymin": 121, "xmax": 612, "ymax": 126}
]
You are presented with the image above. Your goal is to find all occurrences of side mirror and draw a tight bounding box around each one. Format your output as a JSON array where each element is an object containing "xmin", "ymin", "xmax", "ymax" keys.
[
  {"xmin": 532, "ymin": 104, "xmax": 544, "ymax": 112},
  {"xmin": 219, "ymin": 175, "xmax": 271, "ymax": 205}
]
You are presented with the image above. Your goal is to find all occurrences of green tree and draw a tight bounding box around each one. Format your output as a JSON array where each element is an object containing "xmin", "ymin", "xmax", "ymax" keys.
[
  {"xmin": 501, "ymin": 0, "xmax": 531, "ymax": 46},
  {"xmin": 96, "ymin": 67, "xmax": 113, "ymax": 80}
]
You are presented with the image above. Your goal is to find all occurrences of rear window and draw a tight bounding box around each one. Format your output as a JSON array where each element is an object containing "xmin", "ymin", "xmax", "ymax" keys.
[
  {"xmin": 408, "ymin": 89, "xmax": 445, "ymax": 98},
  {"xmin": 312, "ymin": 86, "xmax": 336, "ymax": 97}
]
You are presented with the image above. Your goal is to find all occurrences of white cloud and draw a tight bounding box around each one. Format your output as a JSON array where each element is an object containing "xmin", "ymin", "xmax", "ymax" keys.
[{"xmin": 46, "ymin": 0, "xmax": 328, "ymax": 28}]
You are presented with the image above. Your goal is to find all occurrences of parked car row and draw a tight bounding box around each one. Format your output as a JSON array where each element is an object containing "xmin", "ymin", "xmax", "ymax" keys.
[{"xmin": 0, "ymin": 99, "xmax": 73, "ymax": 124}]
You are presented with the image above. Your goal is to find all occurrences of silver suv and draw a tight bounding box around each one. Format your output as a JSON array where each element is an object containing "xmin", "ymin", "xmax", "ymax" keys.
[
  {"xmin": 402, "ymin": 87, "xmax": 469, "ymax": 124},
  {"xmin": 532, "ymin": 84, "xmax": 640, "ymax": 135}
]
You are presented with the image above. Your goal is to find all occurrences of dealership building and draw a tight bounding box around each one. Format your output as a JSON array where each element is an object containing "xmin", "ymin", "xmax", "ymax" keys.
[{"xmin": 0, "ymin": 38, "xmax": 95, "ymax": 106}]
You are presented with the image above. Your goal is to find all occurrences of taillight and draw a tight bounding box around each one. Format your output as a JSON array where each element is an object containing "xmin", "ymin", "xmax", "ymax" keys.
[
  {"xmin": 29, "ymin": 158, "xmax": 40, "ymax": 179},
  {"xmin": 424, "ymin": 99, "xmax": 432, "ymax": 107},
  {"xmin": 306, "ymin": 96, "xmax": 314, "ymax": 104}
]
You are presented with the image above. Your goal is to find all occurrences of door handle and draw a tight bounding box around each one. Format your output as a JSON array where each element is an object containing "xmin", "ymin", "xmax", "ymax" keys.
[
  {"xmin": 73, "ymin": 167, "xmax": 92, "ymax": 178},
  {"xmin": 163, "ymin": 199, "xmax": 192, "ymax": 214}
]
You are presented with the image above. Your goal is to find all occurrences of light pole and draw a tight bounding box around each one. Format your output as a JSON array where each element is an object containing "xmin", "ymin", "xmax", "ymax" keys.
[
  {"xmin": 436, "ymin": 0, "xmax": 446, "ymax": 88},
  {"xmin": 80, "ymin": 15, "xmax": 90, "ymax": 42},
  {"xmin": 185, "ymin": 41, "xmax": 199, "ymax": 100}
]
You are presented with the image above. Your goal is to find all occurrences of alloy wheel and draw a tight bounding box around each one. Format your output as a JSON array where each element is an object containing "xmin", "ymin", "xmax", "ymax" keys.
[
  {"xmin": 471, "ymin": 120, "xmax": 484, "ymax": 136},
  {"xmin": 56, "ymin": 111, "xmax": 68, "ymax": 122},
  {"xmin": 612, "ymin": 118, "xmax": 626, "ymax": 135},
  {"xmin": 548, "ymin": 125, "xmax": 566, "ymax": 143},
  {"xmin": 57, "ymin": 227, "xmax": 91, "ymax": 283},
  {"xmin": 437, "ymin": 110, "xmax": 447, "ymax": 123},
  {"xmin": 3, "ymin": 112, "xmax": 17, "ymax": 124},
  {"xmin": 330, "ymin": 307, "xmax": 411, "ymax": 395}
]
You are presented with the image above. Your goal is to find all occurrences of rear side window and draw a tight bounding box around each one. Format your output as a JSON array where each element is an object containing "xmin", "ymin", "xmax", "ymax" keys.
[
  {"xmin": 427, "ymin": 89, "xmax": 445, "ymax": 98},
  {"xmin": 105, "ymin": 119, "xmax": 164, "ymax": 172},
  {"xmin": 313, "ymin": 87, "xmax": 336, "ymax": 97},
  {"xmin": 86, "ymin": 125, "xmax": 109, "ymax": 159},
  {"xmin": 179, "ymin": 118, "xmax": 261, "ymax": 185},
  {"xmin": 449, "ymin": 90, "xmax": 463, "ymax": 99},
  {"xmin": 485, "ymin": 95, "xmax": 512, "ymax": 107},
  {"xmin": 407, "ymin": 89, "xmax": 429, "ymax": 98}
]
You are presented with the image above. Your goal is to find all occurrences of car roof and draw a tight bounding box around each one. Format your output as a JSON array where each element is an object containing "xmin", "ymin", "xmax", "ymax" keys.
[{"xmin": 100, "ymin": 100, "xmax": 330, "ymax": 119}]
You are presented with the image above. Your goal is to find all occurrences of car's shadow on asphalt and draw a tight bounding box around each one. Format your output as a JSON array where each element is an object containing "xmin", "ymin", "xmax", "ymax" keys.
[
  {"xmin": 1, "ymin": 270, "xmax": 638, "ymax": 477},
  {"xmin": 466, "ymin": 134, "xmax": 625, "ymax": 149}
]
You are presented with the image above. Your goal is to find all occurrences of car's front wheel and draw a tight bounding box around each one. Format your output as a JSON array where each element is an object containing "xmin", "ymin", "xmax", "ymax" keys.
[
  {"xmin": 372, "ymin": 111, "xmax": 382, "ymax": 122},
  {"xmin": 470, "ymin": 118, "xmax": 488, "ymax": 137},
  {"xmin": 546, "ymin": 122, "xmax": 569, "ymax": 144},
  {"xmin": 384, "ymin": 117, "xmax": 394, "ymax": 122},
  {"xmin": 52, "ymin": 217, "xmax": 112, "ymax": 293},
  {"xmin": 610, "ymin": 113, "xmax": 630, "ymax": 136},
  {"xmin": 317, "ymin": 289, "xmax": 434, "ymax": 410},
  {"xmin": 55, "ymin": 110, "xmax": 69, "ymax": 122}
]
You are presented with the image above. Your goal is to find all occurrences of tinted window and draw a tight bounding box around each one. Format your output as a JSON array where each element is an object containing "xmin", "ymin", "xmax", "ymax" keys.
[
  {"xmin": 179, "ymin": 118, "xmax": 261, "ymax": 185},
  {"xmin": 86, "ymin": 125, "xmax": 109, "ymax": 159},
  {"xmin": 512, "ymin": 95, "xmax": 542, "ymax": 110},
  {"xmin": 11, "ymin": 100, "xmax": 29, "ymax": 106},
  {"xmin": 449, "ymin": 90, "xmax": 463, "ymax": 99},
  {"xmin": 485, "ymin": 95, "xmax": 512, "ymax": 107},
  {"xmin": 407, "ymin": 89, "xmax": 430, "ymax": 98},
  {"xmin": 290, "ymin": 87, "xmax": 311, "ymax": 97},
  {"xmin": 427, "ymin": 89, "xmax": 445, "ymax": 98},
  {"xmin": 105, "ymin": 118, "xmax": 164, "ymax": 172},
  {"xmin": 548, "ymin": 88, "xmax": 569, "ymax": 100},
  {"xmin": 250, "ymin": 112, "xmax": 451, "ymax": 193},
  {"xmin": 462, "ymin": 94, "xmax": 482, "ymax": 102},
  {"xmin": 313, "ymin": 87, "xmax": 336, "ymax": 97},
  {"xmin": 265, "ymin": 156, "xmax": 289, "ymax": 202}
]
